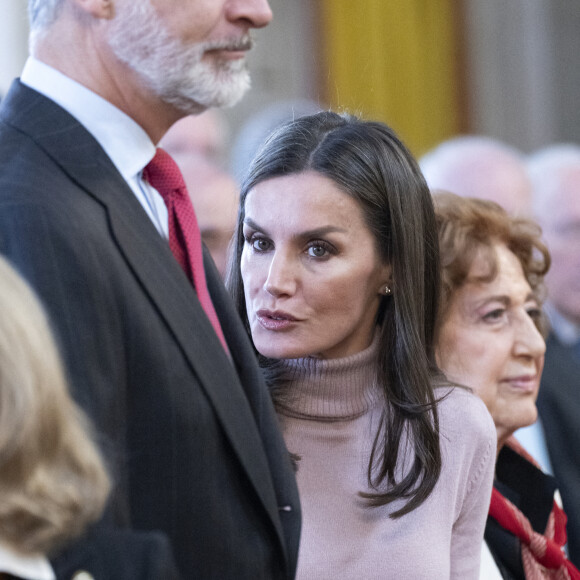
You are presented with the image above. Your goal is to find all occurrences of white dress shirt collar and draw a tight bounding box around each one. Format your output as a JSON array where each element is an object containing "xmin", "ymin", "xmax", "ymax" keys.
[
  {"xmin": 20, "ymin": 57, "xmax": 168, "ymax": 237},
  {"xmin": 0, "ymin": 541, "xmax": 55, "ymax": 580},
  {"xmin": 21, "ymin": 57, "xmax": 155, "ymax": 181}
]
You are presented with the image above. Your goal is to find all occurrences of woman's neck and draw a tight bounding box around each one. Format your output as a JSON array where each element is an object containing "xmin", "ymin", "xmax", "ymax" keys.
[{"xmin": 274, "ymin": 337, "xmax": 381, "ymax": 421}]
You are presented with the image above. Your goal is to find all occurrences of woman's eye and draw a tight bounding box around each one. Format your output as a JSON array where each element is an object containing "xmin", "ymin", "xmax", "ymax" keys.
[
  {"xmin": 308, "ymin": 245, "xmax": 327, "ymax": 258},
  {"xmin": 306, "ymin": 241, "xmax": 334, "ymax": 259},
  {"xmin": 526, "ymin": 307, "xmax": 542, "ymax": 321},
  {"xmin": 250, "ymin": 237, "xmax": 271, "ymax": 252},
  {"xmin": 483, "ymin": 308, "xmax": 505, "ymax": 322}
]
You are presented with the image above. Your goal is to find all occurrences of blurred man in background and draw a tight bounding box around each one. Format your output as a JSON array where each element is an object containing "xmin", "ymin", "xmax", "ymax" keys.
[
  {"xmin": 420, "ymin": 135, "xmax": 533, "ymax": 216},
  {"xmin": 161, "ymin": 112, "xmax": 239, "ymax": 278},
  {"xmin": 527, "ymin": 144, "xmax": 580, "ymax": 567}
]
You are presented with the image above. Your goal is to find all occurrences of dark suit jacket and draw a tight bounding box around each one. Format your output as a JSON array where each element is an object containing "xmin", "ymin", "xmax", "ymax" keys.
[
  {"xmin": 0, "ymin": 80, "xmax": 300, "ymax": 579},
  {"xmin": 51, "ymin": 527, "xmax": 181, "ymax": 580},
  {"xmin": 537, "ymin": 332, "xmax": 580, "ymax": 568}
]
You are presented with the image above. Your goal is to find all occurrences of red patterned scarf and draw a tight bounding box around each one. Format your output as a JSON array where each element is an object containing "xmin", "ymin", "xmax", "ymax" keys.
[{"xmin": 488, "ymin": 437, "xmax": 580, "ymax": 579}]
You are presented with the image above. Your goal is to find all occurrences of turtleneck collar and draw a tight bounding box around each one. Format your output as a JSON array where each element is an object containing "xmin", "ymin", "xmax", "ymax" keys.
[{"xmin": 275, "ymin": 335, "xmax": 381, "ymax": 421}]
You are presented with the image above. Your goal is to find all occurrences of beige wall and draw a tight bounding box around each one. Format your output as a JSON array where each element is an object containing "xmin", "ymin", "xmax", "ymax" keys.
[
  {"xmin": 1, "ymin": 1, "xmax": 579, "ymax": 153},
  {"xmin": 0, "ymin": 0, "xmax": 28, "ymax": 97},
  {"xmin": 462, "ymin": 0, "xmax": 557, "ymax": 151},
  {"xmin": 548, "ymin": 0, "xmax": 580, "ymax": 145}
]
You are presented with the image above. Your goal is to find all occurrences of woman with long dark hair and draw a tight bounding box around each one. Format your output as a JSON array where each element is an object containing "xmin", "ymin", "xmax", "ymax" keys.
[{"xmin": 227, "ymin": 112, "xmax": 495, "ymax": 578}]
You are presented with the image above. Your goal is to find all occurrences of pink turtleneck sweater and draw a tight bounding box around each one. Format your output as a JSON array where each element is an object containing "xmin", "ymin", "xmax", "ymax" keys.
[{"xmin": 276, "ymin": 340, "xmax": 496, "ymax": 579}]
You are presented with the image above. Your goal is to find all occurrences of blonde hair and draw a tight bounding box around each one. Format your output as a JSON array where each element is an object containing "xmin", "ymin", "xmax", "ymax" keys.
[{"xmin": 0, "ymin": 257, "xmax": 110, "ymax": 556}]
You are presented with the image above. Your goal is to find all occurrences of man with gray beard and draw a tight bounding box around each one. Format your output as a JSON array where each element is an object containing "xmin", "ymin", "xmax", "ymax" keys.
[{"xmin": 0, "ymin": 1, "xmax": 301, "ymax": 578}]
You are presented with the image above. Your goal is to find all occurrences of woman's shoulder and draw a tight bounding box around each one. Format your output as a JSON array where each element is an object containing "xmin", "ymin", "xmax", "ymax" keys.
[
  {"xmin": 435, "ymin": 385, "xmax": 496, "ymax": 496},
  {"xmin": 436, "ymin": 384, "xmax": 494, "ymax": 426},
  {"xmin": 435, "ymin": 385, "xmax": 496, "ymax": 452}
]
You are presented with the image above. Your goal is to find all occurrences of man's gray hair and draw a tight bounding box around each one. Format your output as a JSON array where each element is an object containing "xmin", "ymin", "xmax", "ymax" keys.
[
  {"xmin": 526, "ymin": 143, "xmax": 580, "ymax": 217},
  {"xmin": 28, "ymin": 0, "xmax": 64, "ymax": 31}
]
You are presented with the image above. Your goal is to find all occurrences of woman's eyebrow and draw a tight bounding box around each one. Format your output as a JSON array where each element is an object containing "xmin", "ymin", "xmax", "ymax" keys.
[
  {"xmin": 296, "ymin": 226, "xmax": 348, "ymax": 239},
  {"xmin": 243, "ymin": 217, "xmax": 265, "ymax": 233},
  {"xmin": 243, "ymin": 218, "xmax": 347, "ymax": 240}
]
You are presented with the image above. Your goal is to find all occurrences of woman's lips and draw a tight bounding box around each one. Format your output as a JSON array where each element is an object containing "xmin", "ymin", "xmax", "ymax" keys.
[
  {"xmin": 256, "ymin": 309, "xmax": 298, "ymax": 331},
  {"xmin": 502, "ymin": 374, "xmax": 539, "ymax": 393}
]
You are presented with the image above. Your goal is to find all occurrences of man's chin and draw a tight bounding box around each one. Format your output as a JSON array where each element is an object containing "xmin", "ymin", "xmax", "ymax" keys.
[
  {"xmin": 215, "ymin": 83, "xmax": 251, "ymax": 109},
  {"xmin": 155, "ymin": 62, "xmax": 251, "ymax": 113},
  {"xmin": 196, "ymin": 76, "xmax": 251, "ymax": 110},
  {"xmin": 166, "ymin": 87, "xmax": 249, "ymax": 116}
]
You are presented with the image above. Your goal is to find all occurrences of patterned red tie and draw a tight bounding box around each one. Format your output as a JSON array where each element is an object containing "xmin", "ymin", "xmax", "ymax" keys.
[{"xmin": 143, "ymin": 148, "xmax": 229, "ymax": 352}]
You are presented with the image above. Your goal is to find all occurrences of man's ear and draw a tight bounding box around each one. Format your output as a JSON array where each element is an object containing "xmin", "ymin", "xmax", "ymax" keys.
[{"xmin": 71, "ymin": 0, "xmax": 114, "ymax": 19}]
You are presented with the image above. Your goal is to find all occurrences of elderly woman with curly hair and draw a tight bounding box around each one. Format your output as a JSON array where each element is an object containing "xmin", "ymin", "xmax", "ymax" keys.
[{"xmin": 434, "ymin": 192, "xmax": 580, "ymax": 579}]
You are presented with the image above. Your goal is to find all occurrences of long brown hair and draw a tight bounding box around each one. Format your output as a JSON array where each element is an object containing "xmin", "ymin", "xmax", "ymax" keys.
[{"xmin": 227, "ymin": 111, "xmax": 443, "ymax": 517}]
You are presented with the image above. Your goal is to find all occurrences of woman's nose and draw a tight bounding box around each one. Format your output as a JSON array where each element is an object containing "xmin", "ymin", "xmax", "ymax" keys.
[
  {"xmin": 514, "ymin": 313, "xmax": 547, "ymax": 358},
  {"xmin": 264, "ymin": 252, "xmax": 296, "ymax": 297}
]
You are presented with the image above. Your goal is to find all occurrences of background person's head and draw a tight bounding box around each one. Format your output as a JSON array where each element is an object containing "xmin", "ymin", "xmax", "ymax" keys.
[
  {"xmin": 174, "ymin": 155, "xmax": 238, "ymax": 279},
  {"xmin": 434, "ymin": 193, "xmax": 550, "ymax": 450},
  {"xmin": 229, "ymin": 98, "xmax": 323, "ymax": 183},
  {"xmin": 160, "ymin": 109, "xmax": 231, "ymax": 165},
  {"xmin": 421, "ymin": 136, "xmax": 532, "ymax": 216},
  {"xmin": 527, "ymin": 144, "xmax": 580, "ymax": 326},
  {"xmin": 0, "ymin": 256, "xmax": 110, "ymax": 556},
  {"xmin": 161, "ymin": 112, "xmax": 239, "ymax": 279}
]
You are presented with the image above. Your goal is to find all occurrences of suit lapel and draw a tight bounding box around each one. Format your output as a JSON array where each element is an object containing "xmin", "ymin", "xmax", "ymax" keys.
[
  {"xmin": 105, "ymin": 193, "xmax": 286, "ymax": 556},
  {"xmin": 3, "ymin": 81, "xmax": 287, "ymax": 556}
]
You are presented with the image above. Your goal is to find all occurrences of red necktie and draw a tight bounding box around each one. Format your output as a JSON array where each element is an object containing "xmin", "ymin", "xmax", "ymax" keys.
[{"xmin": 143, "ymin": 148, "xmax": 228, "ymax": 352}]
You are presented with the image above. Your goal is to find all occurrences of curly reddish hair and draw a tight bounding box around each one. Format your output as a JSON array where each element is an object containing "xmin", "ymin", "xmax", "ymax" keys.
[{"xmin": 433, "ymin": 192, "xmax": 550, "ymax": 332}]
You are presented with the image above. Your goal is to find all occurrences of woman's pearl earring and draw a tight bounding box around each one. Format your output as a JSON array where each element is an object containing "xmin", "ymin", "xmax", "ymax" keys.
[{"xmin": 383, "ymin": 285, "xmax": 392, "ymax": 296}]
